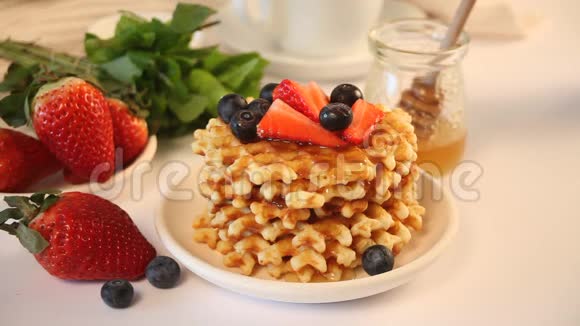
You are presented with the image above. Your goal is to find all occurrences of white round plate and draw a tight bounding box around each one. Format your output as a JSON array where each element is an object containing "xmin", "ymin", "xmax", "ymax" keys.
[
  {"xmin": 87, "ymin": 11, "xmax": 205, "ymax": 46},
  {"xmin": 155, "ymin": 162, "xmax": 458, "ymax": 303},
  {"xmin": 0, "ymin": 134, "xmax": 157, "ymax": 207}
]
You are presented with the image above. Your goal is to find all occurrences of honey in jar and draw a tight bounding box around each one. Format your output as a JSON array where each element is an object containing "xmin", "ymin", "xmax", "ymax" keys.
[{"xmin": 365, "ymin": 19, "xmax": 470, "ymax": 174}]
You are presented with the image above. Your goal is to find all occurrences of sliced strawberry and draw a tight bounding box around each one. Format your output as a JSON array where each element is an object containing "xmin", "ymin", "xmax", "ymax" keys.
[
  {"xmin": 273, "ymin": 79, "xmax": 321, "ymax": 122},
  {"xmin": 257, "ymin": 99, "xmax": 347, "ymax": 147},
  {"xmin": 305, "ymin": 81, "xmax": 329, "ymax": 112},
  {"xmin": 342, "ymin": 99, "xmax": 385, "ymax": 145}
]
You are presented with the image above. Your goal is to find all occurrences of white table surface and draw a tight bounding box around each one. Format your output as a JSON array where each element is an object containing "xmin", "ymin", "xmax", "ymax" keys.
[{"xmin": 2, "ymin": 0, "xmax": 580, "ymax": 325}]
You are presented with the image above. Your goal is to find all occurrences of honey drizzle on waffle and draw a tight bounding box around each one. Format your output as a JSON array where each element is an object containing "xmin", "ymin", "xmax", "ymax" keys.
[{"xmin": 192, "ymin": 108, "xmax": 425, "ymax": 282}]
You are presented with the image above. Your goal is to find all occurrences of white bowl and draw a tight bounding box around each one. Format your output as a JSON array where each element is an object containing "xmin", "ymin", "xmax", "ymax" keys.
[
  {"xmin": 0, "ymin": 136, "xmax": 157, "ymax": 206},
  {"xmin": 155, "ymin": 165, "xmax": 458, "ymax": 303}
]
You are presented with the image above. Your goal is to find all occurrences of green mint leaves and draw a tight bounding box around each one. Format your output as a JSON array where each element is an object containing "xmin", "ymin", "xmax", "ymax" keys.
[
  {"xmin": 83, "ymin": 3, "xmax": 268, "ymax": 136},
  {"xmin": 0, "ymin": 3, "xmax": 268, "ymax": 137}
]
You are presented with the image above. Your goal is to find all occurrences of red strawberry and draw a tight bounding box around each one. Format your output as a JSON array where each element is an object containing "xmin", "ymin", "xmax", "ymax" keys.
[
  {"xmin": 342, "ymin": 99, "xmax": 385, "ymax": 145},
  {"xmin": 273, "ymin": 79, "xmax": 322, "ymax": 122},
  {"xmin": 305, "ymin": 81, "xmax": 329, "ymax": 112},
  {"xmin": 31, "ymin": 77, "xmax": 115, "ymax": 183},
  {"xmin": 63, "ymin": 169, "xmax": 86, "ymax": 185},
  {"xmin": 107, "ymin": 98, "xmax": 149, "ymax": 165},
  {"xmin": 0, "ymin": 192, "xmax": 156, "ymax": 280},
  {"xmin": 257, "ymin": 99, "xmax": 347, "ymax": 147},
  {"xmin": 0, "ymin": 128, "xmax": 61, "ymax": 192}
]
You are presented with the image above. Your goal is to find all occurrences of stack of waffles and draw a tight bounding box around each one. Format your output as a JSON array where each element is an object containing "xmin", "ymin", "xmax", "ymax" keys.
[{"xmin": 191, "ymin": 108, "xmax": 425, "ymax": 282}]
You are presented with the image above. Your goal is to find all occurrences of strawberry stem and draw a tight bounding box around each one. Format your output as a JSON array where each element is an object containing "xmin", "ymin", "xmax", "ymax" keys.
[{"xmin": 0, "ymin": 192, "xmax": 60, "ymax": 253}]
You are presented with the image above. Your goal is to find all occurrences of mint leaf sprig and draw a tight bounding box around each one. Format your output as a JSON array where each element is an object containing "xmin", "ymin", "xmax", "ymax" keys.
[{"xmin": 0, "ymin": 3, "xmax": 269, "ymax": 137}]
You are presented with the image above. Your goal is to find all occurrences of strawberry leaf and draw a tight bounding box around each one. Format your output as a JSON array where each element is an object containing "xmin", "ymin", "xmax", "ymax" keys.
[
  {"xmin": 29, "ymin": 193, "xmax": 46, "ymax": 206},
  {"xmin": 15, "ymin": 224, "xmax": 49, "ymax": 254},
  {"xmin": 0, "ymin": 92, "xmax": 28, "ymax": 127},
  {"xmin": 30, "ymin": 191, "xmax": 61, "ymax": 206},
  {"xmin": 0, "ymin": 208, "xmax": 23, "ymax": 224},
  {"xmin": 39, "ymin": 195, "xmax": 60, "ymax": 212},
  {"xmin": 4, "ymin": 196, "xmax": 37, "ymax": 219},
  {"xmin": 0, "ymin": 63, "xmax": 35, "ymax": 92}
]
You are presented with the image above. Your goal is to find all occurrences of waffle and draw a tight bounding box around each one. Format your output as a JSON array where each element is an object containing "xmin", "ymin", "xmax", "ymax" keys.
[{"xmin": 192, "ymin": 108, "xmax": 425, "ymax": 282}]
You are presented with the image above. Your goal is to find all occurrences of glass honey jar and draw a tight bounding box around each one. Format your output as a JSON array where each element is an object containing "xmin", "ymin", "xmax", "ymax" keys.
[{"xmin": 365, "ymin": 19, "xmax": 470, "ymax": 174}]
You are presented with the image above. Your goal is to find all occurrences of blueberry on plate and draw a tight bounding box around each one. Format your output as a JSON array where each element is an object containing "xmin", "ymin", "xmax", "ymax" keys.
[
  {"xmin": 146, "ymin": 256, "xmax": 181, "ymax": 289},
  {"xmin": 330, "ymin": 84, "xmax": 363, "ymax": 107},
  {"xmin": 218, "ymin": 93, "xmax": 247, "ymax": 123},
  {"xmin": 319, "ymin": 103, "xmax": 353, "ymax": 131},
  {"xmin": 247, "ymin": 98, "xmax": 271, "ymax": 119},
  {"xmin": 259, "ymin": 83, "xmax": 279, "ymax": 102},
  {"xmin": 230, "ymin": 110, "xmax": 261, "ymax": 143},
  {"xmin": 362, "ymin": 245, "xmax": 395, "ymax": 276},
  {"xmin": 101, "ymin": 279, "xmax": 134, "ymax": 308}
]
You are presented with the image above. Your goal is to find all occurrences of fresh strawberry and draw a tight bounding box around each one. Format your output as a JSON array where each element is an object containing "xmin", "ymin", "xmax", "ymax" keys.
[
  {"xmin": 107, "ymin": 98, "xmax": 149, "ymax": 165},
  {"xmin": 0, "ymin": 192, "xmax": 156, "ymax": 280},
  {"xmin": 63, "ymin": 169, "xmax": 86, "ymax": 185},
  {"xmin": 0, "ymin": 128, "xmax": 61, "ymax": 192},
  {"xmin": 273, "ymin": 79, "xmax": 321, "ymax": 122},
  {"xmin": 342, "ymin": 99, "xmax": 385, "ymax": 145},
  {"xmin": 305, "ymin": 81, "xmax": 329, "ymax": 112},
  {"xmin": 31, "ymin": 77, "xmax": 115, "ymax": 183},
  {"xmin": 257, "ymin": 99, "xmax": 347, "ymax": 147}
]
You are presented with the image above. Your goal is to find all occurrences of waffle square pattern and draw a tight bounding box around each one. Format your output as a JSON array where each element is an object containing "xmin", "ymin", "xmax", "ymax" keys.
[{"xmin": 191, "ymin": 108, "xmax": 425, "ymax": 282}]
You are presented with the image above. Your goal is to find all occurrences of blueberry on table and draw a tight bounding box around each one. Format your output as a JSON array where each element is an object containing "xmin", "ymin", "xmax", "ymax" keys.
[
  {"xmin": 259, "ymin": 83, "xmax": 279, "ymax": 102},
  {"xmin": 362, "ymin": 245, "xmax": 395, "ymax": 276},
  {"xmin": 330, "ymin": 84, "xmax": 364, "ymax": 107},
  {"xmin": 101, "ymin": 280, "xmax": 134, "ymax": 308},
  {"xmin": 247, "ymin": 98, "xmax": 271, "ymax": 119},
  {"xmin": 229, "ymin": 110, "xmax": 261, "ymax": 143},
  {"xmin": 319, "ymin": 103, "xmax": 353, "ymax": 131},
  {"xmin": 218, "ymin": 94, "xmax": 247, "ymax": 123},
  {"xmin": 146, "ymin": 256, "xmax": 181, "ymax": 289}
]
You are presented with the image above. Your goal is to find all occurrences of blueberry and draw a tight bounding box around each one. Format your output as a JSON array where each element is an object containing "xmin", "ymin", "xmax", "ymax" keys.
[
  {"xmin": 259, "ymin": 83, "xmax": 279, "ymax": 102},
  {"xmin": 319, "ymin": 103, "xmax": 353, "ymax": 131},
  {"xmin": 362, "ymin": 245, "xmax": 395, "ymax": 276},
  {"xmin": 229, "ymin": 109, "xmax": 260, "ymax": 143},
  {"xmin": 330, "ymin": 84, "xmax": 363, "ymax": 107},
  {"xmin": 100, "ymin": 280, "xmax": 134, "ymax": 308},
  {"xmin": 218, "ymin": 94, "xmax": 247, "ymax": 123},
  {"xmin": 246, "ymin": 98, "xmax": 270, "ymax": 120},
  {"xmin": 146, "ymin": 256, "xmax": 181, "ymax": 289}
]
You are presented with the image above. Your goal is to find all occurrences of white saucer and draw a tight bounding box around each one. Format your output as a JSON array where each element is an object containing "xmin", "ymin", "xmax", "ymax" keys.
[
  {"xmin": 155, "ymin": 162, "xmax": 458, "ymax": 303},
  {"xmin": 215, "ymin": 5, "xmax": 371, "ymax": 81},
  {"xmin": 216, "ymin": 1, "xmax": 427, "ymax": 81}
]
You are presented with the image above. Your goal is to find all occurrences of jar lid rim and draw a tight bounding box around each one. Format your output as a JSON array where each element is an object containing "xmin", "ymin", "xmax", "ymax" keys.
[{"xmin": 368, "ymin": 19, "xmax": 470, "ymax": 56}]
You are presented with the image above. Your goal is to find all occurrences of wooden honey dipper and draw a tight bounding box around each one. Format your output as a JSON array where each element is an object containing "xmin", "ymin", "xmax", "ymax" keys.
[{"xmin": 399, "ymin": 0, "xmax": 476, "ymax": 140}]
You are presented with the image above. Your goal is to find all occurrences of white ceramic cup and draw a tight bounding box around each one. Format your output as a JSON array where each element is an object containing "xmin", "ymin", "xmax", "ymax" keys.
[{"xmin": 231, "ymin": 0, "xmax": 383, "ymax": 57}]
